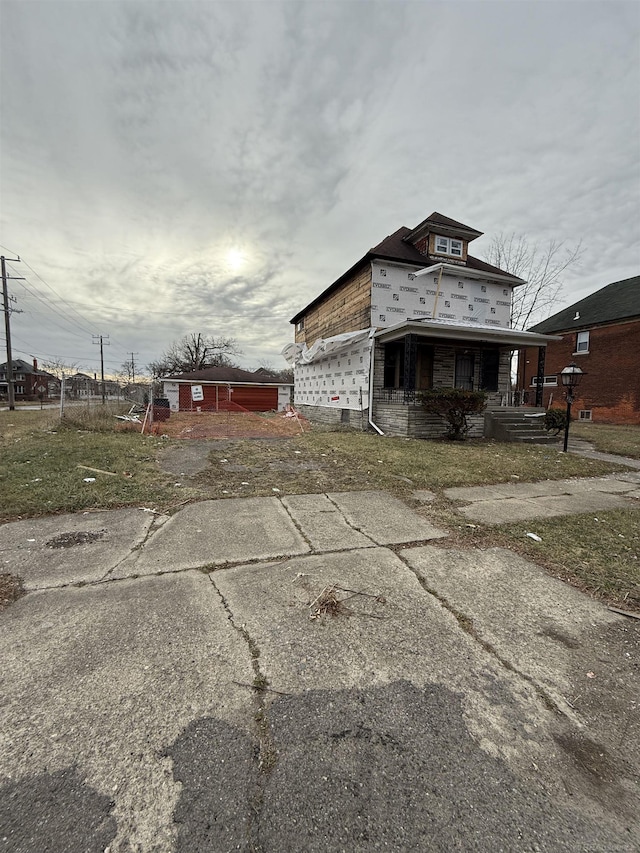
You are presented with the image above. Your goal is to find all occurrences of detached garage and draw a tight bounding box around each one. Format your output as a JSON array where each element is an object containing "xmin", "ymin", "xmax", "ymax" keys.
[{"xmin": 162, "ymin": 366, "xmax": 292, "ymax": 413}]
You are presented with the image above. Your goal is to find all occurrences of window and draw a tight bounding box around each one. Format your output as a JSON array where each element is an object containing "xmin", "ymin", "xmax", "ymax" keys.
[
  {"xmin": 295, "ymin": 318, "xmax": 304, "ymax": 333},
  {"xmin": 530, "ymin": 376, "xmax": 558, "ymax": 387},
  {"xmin": 433, "ymin": 236, "xmax": 463, "ymax": 257},
  {"xmin": 579, "ymin": 410, "xmax": 592, "ymax": 420},
  {"xmin": 383, "ymin": 341, "xmax": 405, "ymax": 388},
  {"xmin": 575, "ymin": 331, "xmax": 589, "ymax": 353}
]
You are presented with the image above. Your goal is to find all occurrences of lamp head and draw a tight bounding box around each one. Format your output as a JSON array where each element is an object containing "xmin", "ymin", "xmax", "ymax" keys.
[{"xmin": 560, "ymin": 362, "xmax": 584, "ymax": 388}]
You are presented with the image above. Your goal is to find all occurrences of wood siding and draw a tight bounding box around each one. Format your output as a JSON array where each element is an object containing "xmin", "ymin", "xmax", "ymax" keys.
[{"xmin": 295, "ymin": 264, "xmax": 372, "ymax": 346}]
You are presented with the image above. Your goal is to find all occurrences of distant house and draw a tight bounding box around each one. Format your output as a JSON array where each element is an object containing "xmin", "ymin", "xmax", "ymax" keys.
[
  {"xmin": 0, "ymin": 358, "xmax": 58, "ymax": 401},
  {"xmin": 517, "ymin": 276, "xmax": 640, "ymax": 424},
  {"xmin": 283, "ymin": 211, "xmax": 557, "ymax": 438},
  {"xmin": 162, "ymin": 365, "xmax": 293, "ymax": 412},
  {"xmin": 69, "ymin": 372, "xmax": 99, "ymax": 398}
]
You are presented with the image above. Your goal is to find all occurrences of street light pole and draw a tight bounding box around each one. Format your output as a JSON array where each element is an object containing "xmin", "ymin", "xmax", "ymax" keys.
[{"xmin": 559, "ymin": 362, "xmax": 584, "ymax": 453}]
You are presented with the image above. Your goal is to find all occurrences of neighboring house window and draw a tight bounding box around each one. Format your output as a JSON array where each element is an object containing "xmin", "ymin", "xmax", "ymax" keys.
[
  {"xmin": 530, "ymin": 376, "xmax": 558, "ymax": 387},
  {"xmin": 15, "ymin": 385, "xmax": 25, "ymax": 395},
  {"xmin": 575, "ymin": 331, "xmax": 589, "ymax": 353},
  {"xmin": 295, "ymin": 319, "xmax": 304, "ymax": 333},
  {"xmin": 579, "ymin": 410, "xmax": 592, "ymax": 420},
  {"xmin": 434, "ymin": 236, "xmax": 463, "ymax": 257}
]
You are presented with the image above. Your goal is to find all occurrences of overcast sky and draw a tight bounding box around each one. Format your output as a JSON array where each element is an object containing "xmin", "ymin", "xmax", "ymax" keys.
[{"xmin": 1, "ymin": 0, "xmax": 638, "ymax": 377}]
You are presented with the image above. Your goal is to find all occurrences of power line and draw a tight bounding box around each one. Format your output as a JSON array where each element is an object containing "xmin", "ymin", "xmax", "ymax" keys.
[{"xmin": 1, "ymin": 248, "xmax": 102, "ymax": 337}]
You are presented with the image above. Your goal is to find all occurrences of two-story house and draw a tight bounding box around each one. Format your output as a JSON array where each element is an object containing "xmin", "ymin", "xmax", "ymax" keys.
[
  {"xmin": 0, "ymin": 358, "xmax": 58, "ymax": 401},
  {"xmin": 283, "ymin": 212, "xmax": 557, "ymax": 438},
  {"xmin": 517, "ymin": 276, "xmax": 640, "ymax": 424}
]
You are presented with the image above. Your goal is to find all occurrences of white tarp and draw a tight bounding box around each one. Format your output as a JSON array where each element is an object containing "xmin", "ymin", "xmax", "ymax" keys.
[{"xmin": 282, "ymin": 329, "xmax": 374, "ymax": 411}]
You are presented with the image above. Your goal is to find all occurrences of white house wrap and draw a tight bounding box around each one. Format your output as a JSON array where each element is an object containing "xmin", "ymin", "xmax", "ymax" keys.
[{"xmin": 282, "ymin": 329, "xmax": 374, "ymax": 411}]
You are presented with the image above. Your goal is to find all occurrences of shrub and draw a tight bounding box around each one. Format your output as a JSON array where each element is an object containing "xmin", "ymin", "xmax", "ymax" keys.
[
  {"xmin": 421, "ymin": 388, "xmax": 487, "ymax": 441},
  {"xmin": 544, "ymin": 407, "xmax": 567, "ymax": 434}
]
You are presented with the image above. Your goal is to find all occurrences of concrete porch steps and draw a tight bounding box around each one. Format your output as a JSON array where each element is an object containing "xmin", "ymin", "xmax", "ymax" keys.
[{"xmin": 485, "ymin": 407, "xmax": 556, "ymax": 444}]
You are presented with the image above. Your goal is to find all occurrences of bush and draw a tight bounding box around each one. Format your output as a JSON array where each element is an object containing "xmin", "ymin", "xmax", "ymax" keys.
[
  {"xmin": 544, "ymin": 408, "xmax": 567, "ymax": 435},
  {"xmin": 421, "ymin": 388, "xmax": 487, "ymax": 441}
]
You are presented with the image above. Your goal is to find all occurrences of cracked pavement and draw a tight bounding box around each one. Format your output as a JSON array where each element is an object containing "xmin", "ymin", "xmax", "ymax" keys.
[{"xmin": 1, "ymin": 486, "xmax": 639, "ymax": 852}]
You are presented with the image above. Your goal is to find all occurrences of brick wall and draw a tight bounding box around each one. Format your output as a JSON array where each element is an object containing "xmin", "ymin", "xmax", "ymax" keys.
[{"xmin": 517, "ymin": 319, "xmax": 640, "ymax": 424}]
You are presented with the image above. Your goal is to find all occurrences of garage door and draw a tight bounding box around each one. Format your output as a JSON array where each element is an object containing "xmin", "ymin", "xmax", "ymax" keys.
[{"xmin": 231, "ymin": 386, "xmax": 278, "ymax": 411}]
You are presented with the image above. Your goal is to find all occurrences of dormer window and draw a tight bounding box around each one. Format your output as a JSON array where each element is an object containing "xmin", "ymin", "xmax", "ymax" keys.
[{"xmin": 434, "ymin": 236, "xmax": 463, "ymax": 258}]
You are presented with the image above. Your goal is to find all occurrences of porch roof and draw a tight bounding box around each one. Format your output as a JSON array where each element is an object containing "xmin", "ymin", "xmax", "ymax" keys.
[{"xmin": 375, "ymin": 318, "xmax": 560, "ymax": 348}]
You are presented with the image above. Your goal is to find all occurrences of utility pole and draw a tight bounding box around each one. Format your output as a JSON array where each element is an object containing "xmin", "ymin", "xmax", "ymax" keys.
[
  {"xmin": 129, "ymin": 352, "xmax": 139, "ymax": 383},
  {"xmin": 92, "ymin": 334, "xmax": 110, "ymax": 404},
  {"xmin": 1, "ymin": 255, "xmax": 25, "ymax": 411}
]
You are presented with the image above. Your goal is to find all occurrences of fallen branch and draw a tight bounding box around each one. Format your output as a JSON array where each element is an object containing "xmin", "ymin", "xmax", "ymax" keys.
[
  {"xmin": 608, "ymin": 606, "xmax": 640, "ymax": 621},
  {"xmin": 77, "ymin": 464, "xmax": 118, "ymax": 477}
]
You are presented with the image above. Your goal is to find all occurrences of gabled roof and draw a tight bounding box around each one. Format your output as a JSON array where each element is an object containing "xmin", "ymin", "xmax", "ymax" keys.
[
  {"xmin": 0, "ymin": 359, "xmax": 42, "ymax": 375},
  {"xmin": 404, "ymin": 211, "xmax": 483, "ymax": 244},
  {"xmin": 371, "ymin": 227, "xmax": 521, "ymax": 280},
  {"xmin": 530, "ymin": 276, "xmax": 640, "ymax": 333},
  {"xmin": 164, "ymin": 365, "xmax": 290, "ymax": 384},
  {"xmin": 290, "ymin": 221, "xmax": 522, "ymax": 324}
]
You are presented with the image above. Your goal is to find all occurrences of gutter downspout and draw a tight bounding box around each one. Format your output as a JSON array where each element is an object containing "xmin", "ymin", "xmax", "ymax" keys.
[{"xmin": 367, "ymin": 329, "xmax": 384, "ymax": 435}]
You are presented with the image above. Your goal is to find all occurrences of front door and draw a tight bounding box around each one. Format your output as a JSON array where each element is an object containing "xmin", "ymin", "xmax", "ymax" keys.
[{"xmin": 455, "ymin": 352, "xmax": 475, "ymax": 391}]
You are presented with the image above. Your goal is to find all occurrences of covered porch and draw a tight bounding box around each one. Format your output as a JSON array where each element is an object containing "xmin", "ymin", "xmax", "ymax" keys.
[{"xmin": 371, "ymin": 319, "xmax": 557, "ymax": 438}]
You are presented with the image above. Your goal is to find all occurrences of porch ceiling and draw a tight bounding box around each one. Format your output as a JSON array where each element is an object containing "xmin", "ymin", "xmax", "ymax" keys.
[{"xmin": 374, "ymin": 319, "xmax": 560, "ymax": 348}]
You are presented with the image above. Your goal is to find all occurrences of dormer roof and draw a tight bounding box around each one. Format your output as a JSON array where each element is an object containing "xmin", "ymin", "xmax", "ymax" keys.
[{"xmin": 404, "ymin": 211, "xmax": 483, "ymax": 245}]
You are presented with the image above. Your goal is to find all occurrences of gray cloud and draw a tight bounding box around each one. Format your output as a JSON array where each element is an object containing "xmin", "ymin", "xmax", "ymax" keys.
[{"xmin": 1, "ymin": 0, "xmax": 638, "ymax": 373}]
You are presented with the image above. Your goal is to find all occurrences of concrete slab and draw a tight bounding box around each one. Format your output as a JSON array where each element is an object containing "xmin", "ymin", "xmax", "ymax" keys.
[
  {"xmin": 458, "ymin": 497, "xmax": 562, "ymax": 524},
  {"xmin": 213, "ymin": 548, "xmax": 555, "ymax": 760},
  {"xmin": 445, "ymin": 476, "xmax": 639, "ymax": 506},
  {"xmin": 0, "ymin": 508, "xmax": 155, "ymax": 589},
  {"xmin": 0, "ymin": 571, "xmax": 255, "ymax": 853},
  {"xmin": 111, "ymin": 497, "xmax": 310, "ymax": 578},
  {"xmin": 212, "ymin": 549, "xmax": 637, "ymax": 848},
  {"xmin": 401, "ymin": 545, "xmax": 639, "ymax": 766},
  {"xmin": 458, "ymin": 490, "xmax": 631, "ymax": 524},
  {"xmin": 563, "ymin": 477, "xmax": 639, "ymax": 494},
  {"xmin": 533, "ymin": 491, "xmax": 632, "ymax": 515},
  {"xmin": 327, "ymin": 490, "xmax": 448, "ymax": 544},
  {"xmin": 281, "ymin": 493, "xmax": 374, "ymax": 552}
]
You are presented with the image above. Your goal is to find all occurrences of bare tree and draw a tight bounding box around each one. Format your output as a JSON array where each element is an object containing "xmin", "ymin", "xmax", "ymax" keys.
[
  {"xmin": 148, "ymin": 332, "xmax": 241, "ymax": 377},
  {"xmin": 118, "ymin": 358, "xmax": 136, "ymax": 383},
  {"xmin": 41, "ymin": 358, "xmax": 78, "ymax": 379},
  {"xmin": 256, "ymin": 361, "xmax": 294, "ymax": 383},
  {"xmin": 484, "ymin": 234, "xmax": 582, "ymax": 329}
]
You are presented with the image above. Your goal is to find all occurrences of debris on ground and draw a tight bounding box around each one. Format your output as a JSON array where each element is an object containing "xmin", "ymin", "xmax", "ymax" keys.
[
  {"xmin": 0, "ymin": 573, "xmax": 25, "ymax": 611},
  {"xmin": 526, "ymin": 532, "xmax": 543, "ymax": 542},
  {"xmin": 309, "ymin": 585, "xmax": 345, "ymax": 619},
  {"xmin": 77, "ymin": 464, "xmax": 118, "ymax": 477}
]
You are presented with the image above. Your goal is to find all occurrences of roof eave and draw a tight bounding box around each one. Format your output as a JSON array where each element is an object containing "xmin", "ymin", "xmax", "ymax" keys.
[{"xmin": 375, "ymin": 320, "xmax": 560, "ymax": 348}]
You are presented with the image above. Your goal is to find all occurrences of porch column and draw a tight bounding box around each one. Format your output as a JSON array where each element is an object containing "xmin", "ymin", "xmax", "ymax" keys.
[
  {"xmin": 403, "ymin": 334, "xmax": 417, "ymax": 403},
  {"xmin": 535, "ymin": 347, "xmax": 545, "ymax": 408}
]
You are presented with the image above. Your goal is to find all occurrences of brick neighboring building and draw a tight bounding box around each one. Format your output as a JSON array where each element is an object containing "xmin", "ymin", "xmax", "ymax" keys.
[
  {"xmin": 517, "ymin": 276, "xmax": 640, "ymax": 424},
  {"xmin": 0, "ymin": 358, "xmax": 58, "ymax": 401},
  {"xmin": 284, "ymin": 211, "xmax": 557, "ymax": 438}
]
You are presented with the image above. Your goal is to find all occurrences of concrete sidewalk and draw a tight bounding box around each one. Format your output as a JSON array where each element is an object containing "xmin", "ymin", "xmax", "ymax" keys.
[
  {"xmin": 1, "ymin": 488, "xmax": 638, "ymax": 852},
  {"xmin": 444, "ymin": 472, "xmax": 640, "ymax": 524}
]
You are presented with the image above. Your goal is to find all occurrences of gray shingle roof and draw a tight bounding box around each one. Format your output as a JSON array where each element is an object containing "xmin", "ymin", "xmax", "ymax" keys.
[
  {"xmin": 529, "ymin": 276, "xmax": 640, "ymax": 333},
  {"xmin": 165, "ymin": 365, "xmax": 285, "ymax": 384}
]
